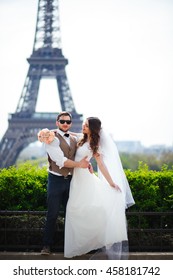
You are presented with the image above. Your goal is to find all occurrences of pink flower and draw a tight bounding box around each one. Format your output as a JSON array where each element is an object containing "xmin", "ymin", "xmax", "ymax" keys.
[{"xmin": 37, "ymin": 128, "xmax": 55, "ymax": 144}]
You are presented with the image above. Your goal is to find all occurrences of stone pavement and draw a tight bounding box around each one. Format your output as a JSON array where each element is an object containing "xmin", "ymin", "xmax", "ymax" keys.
[{"xmin": 0, "ymin": 252, "xmax": 173, "ymax": 260}]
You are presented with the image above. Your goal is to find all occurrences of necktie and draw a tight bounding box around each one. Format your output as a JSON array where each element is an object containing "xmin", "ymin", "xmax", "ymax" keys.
[{"xmin": 64, "ymin": 133, "xmax": 69, "ymax": 137}]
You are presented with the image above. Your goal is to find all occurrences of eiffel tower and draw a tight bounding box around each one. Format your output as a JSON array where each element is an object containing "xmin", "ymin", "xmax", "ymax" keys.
[{"xmin": 0, "ymin": 0, "xmax": 83, "ymax": 168}]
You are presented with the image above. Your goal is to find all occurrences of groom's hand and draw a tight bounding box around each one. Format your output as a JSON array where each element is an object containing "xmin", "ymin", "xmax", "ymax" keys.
[{"xmin": 78, "ymin": 156, "xmax": 89, "ymax": 168}]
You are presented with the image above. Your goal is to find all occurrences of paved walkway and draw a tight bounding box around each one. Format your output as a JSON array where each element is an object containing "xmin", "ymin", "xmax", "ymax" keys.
[{"xmin": 0, "ymin": 252, "xmax": 173, "ymax": 260}]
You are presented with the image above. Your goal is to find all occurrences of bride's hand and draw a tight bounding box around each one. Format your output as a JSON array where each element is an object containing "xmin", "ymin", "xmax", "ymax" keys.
[
  {"xmin": 110, "ymin": 182, "xmax": 121, "ymax": 192},
  {"xmin": 88, "ymin": 162, "xmax": 94, "ymax": 174}
]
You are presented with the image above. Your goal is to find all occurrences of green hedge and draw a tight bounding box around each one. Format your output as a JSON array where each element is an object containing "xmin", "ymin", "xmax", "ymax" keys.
[
  {"xmin": 126, "ymin": 162, "xmax": 173, "ymax": 211},
  {"xmin": 0, "ymin": 162, "xmax": 47, "ymax": 210},
  {"xmin": 0, "ymin": 162, "xmax": 173, "ymax": 211}
]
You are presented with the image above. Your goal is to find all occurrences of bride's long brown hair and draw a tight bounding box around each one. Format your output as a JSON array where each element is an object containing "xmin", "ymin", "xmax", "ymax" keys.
[{"xmin": 78, "ymin": 117, "xmax": 101, "ymax": 154}]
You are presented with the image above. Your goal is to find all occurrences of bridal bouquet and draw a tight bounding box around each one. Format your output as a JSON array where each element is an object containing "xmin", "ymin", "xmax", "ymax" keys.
[{"xmin": 37, "ymin": 128, "xmax": 55, "ymax": 144}]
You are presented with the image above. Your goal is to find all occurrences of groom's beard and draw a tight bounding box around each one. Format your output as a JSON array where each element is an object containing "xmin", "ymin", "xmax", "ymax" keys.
[{"xmin": 59, "ymin": 128, "xmax": 69, "ymax": 133}]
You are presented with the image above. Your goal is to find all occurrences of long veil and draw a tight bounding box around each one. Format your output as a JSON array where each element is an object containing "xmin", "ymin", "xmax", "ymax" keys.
[
  {"xmin": 90, "ymin": 128, "xmax": 135, "ymax": 260},
  {"xmin": 98, "ymin": 128, "xmax": 135, "ymax": 209}
]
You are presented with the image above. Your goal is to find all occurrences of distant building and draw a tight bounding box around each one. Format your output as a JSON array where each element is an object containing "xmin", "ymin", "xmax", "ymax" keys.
[
  {"xmin": 115, "ymin": 141, "xmax": 143, "ymax": 153},
  {"xmin": 143, "ymin": 144, "xmax": 173, "ymax": 154}
]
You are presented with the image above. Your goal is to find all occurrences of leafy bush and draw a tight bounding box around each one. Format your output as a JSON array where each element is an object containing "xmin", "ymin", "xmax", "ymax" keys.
[
  {"xmin": 126, "ymin": 162, "xmax": 173, "ymax": 212},
  {"xmin": 0, "ymin": 162, "xmax": 47, "ymax": 210},
  {"xmin": 0, "ymin": 161, "xmax": 173, "ymax": 212}
]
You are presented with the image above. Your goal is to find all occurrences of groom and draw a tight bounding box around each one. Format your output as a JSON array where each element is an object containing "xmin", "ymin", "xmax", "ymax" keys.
[{"xmin": 39, "ymin": 111, "xmax": 89, "ymax": 255}]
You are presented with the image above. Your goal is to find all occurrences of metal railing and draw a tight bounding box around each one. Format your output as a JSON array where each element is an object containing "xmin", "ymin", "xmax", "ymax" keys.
[
  {"xmin": 126, "ymin": 211, "xmax": 173, "ymax": 252},
  {"xmin": 0, "ymin": 211, "xmax": 173, "ymax": 252}
]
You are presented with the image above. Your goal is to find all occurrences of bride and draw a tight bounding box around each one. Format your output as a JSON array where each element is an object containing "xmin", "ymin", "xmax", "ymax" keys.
[{"xmin": 64, "ymin": 117, "xmax": 135, "ymax": 259}]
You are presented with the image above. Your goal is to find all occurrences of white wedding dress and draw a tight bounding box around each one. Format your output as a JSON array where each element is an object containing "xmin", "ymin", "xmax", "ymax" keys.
[{"xmin": 64, "ymin": 134, "xmax": 134, "ymax": 258}]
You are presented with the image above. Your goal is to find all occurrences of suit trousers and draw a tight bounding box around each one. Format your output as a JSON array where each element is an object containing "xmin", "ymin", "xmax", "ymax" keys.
[{"xmin": 43, "ymin": 172, "xmax": 72, "ymax": 246}]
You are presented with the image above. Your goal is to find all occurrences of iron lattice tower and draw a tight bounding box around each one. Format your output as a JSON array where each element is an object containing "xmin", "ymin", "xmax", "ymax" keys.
[{"xmin": 0, "ymin": 0, "xmax": 83, "ymax": 168}]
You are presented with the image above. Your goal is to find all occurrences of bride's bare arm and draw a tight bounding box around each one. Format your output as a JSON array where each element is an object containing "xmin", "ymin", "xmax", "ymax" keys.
[{"xmin": 94, "ymin": 153, "xmax": 121, "ymax": 191}]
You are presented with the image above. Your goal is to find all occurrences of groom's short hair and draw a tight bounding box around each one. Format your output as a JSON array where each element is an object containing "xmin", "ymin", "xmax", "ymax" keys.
[{"xmin": 56, "ymin": 111, "xmax": 72, "ymax": 121}]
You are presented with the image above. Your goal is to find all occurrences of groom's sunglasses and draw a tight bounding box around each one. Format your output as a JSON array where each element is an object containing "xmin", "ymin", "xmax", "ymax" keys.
[{"xmin": 58, "ymin": 120, "xmax": 72, "ymax": 125}]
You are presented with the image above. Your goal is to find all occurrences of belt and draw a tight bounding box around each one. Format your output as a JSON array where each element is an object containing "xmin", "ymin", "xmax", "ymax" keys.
[
  {"xmin": 64, "ymin": 175, "xmax": 72, "ymax": 180},
  {"xmin": 49, "ymin": 172, "xmax": 72, "ymax": 178}
]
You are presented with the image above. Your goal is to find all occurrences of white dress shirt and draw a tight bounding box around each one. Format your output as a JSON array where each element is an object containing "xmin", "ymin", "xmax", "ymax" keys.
[{"xmin": 44, "ymin": 129, "xmax": 71, "ymax": 176}]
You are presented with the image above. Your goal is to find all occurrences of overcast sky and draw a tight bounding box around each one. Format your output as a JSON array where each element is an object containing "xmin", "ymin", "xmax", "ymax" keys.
[{"xmin": 0, "ymin": 0, "xmax": 173, "ymax": 147}]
